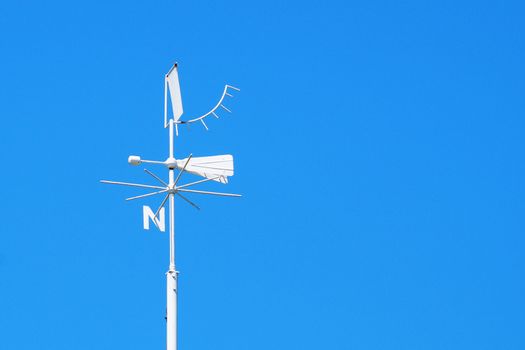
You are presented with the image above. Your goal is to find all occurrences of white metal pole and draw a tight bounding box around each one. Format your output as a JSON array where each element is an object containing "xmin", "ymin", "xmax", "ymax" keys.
[{"xmin": 167, "ymin": 119, "xmax": 177, "ymax": 350}]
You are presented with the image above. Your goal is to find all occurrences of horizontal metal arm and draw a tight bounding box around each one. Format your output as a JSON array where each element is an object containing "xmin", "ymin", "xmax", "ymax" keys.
[
  {"xmin": 176, "ymin": 176, "xmax": 221, "ymax": 190},
  {"xmin": 140, "ymin": 159, "xmax": 166, "ymax": 165},
  {"xmin": 126, "ymin": 189, "xmax": 169, "ymax": 201},
  {"xmin": 100, "ymin": 180, "xmax": 165, "ymax": 190},
  {"xmin": 177, "ymin": 188, "xmax": 242, "ymax": 197}
]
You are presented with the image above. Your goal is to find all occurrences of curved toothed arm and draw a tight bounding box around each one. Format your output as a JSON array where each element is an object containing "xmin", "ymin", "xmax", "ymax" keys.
[{"xmin": 176, "ymin": 85, "xmax": 240, "ymax": 130}]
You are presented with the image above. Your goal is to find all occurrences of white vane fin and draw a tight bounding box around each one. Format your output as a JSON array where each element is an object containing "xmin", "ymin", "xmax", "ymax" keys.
[
  {"xmin": 165, "ymin": 63, "xmax": 183, "ymax": 123},
  {"xmin": 178, "ymin": 154, "xmax": 234, "ymax": 183}
]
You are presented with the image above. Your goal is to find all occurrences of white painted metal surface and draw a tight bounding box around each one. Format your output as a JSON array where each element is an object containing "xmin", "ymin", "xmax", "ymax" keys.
[
  {"xmin": 177, "ymin": 85, "xmax": 240, "ymax": 126},
  {"xmin": 128, "ymin": 155, "xmax": 141, "ymax": 165},
  {"xmin": 178, "ymin": 154, "xmax": 234, "ymax": 183},
  {"xmin": 100, "ymin": 63, "xmax": 241, "ymax": 350},
  {"xmin": 165, "ymin": 64, "xmax": 184, "ymax": 125},
  {"xmin": 143, "ymin": 205, "xmax": 165, "ymax": 232},
  {"xmin": 166, "ymin": 271, "xmax": 177, "ymax": 350}
]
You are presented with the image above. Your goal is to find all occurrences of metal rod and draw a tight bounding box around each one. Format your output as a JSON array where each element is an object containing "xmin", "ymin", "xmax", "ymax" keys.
[
  {"xmin": 154, "ymin": 193, "xmax": 170, "ymax": 217},
  {"xmin": 177, "ymin": 192, "xmax": 200, "ymax": 210},
  {"xmin": 166, "ymin": 269, "xmax": 177, "ymax": 350},
  {"xmin": 100, "ymin": 180, "xmax": 165, "ymax": 190},
  {"xmin": 200, "ymin": 119, "xmax": 209, "ymax": 131},
  {"xmin": 176, "ymin": 176, "xmax": 221, "ymax": 190},
  {"xmin": 173, "ymin": 154, "xmax": 192, "ymax": 186},
  {"xmin": 177, "ymin": 188, "xmax": 242, "ymax": 197},
  {"xmin": 166, "ymin": 189, "xmax": 177, "ymax": 349},
  {"xmin": 227, "ymin": 85, "xmax": 240, "ymax": 91},
  {"xmin": 169, "ymin": 120, "xmax": 174, "ymax": 158},
  {"xmin": 144, "ymin": 169, "xmax": 168, "ymax": 186},
  {"xmin": 167, "ymin": 117, "xmax": 177, "ymax": 350},
  {"xmin": 126, "ymin": 189, "xmax": 168, "ymax": 201},
  {"xmin": 220, "ymin": 104, "xmax": 232, "ymax": 113},
  {"xmin": 141, "ymin": 159, "xmax": 166, "ymax": 165}
]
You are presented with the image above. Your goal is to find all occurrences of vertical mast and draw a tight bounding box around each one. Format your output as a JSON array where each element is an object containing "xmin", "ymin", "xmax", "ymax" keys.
[
  {"xmin": 166, "ymin": 118, "xmax": 177, "ymax": 350},
  {"xmin": 169, "ymin": 119, "xmax": 175, "ymax": 270},
  {"xmin": 165, "ymin": 64, "xmax": 181, "ymax": 350}
]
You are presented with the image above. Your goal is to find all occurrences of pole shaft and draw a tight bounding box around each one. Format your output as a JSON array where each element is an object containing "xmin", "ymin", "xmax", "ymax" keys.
[
  {"xmin": 166, "ymin": 269, "xmax": 177, "ymax": 350},
  {"xmin": 167, "ymin": 118, "xmax": 177, "ymax": 350},
  {"xmin": 169, "ymin": 119, "xmax": 174, "ymax": 158},
  {"xmin": 169, "ymin": 190, "xmax": 175, "ymax": 269},
  {"xmin": 169, "ymin": 119, "xmax": 175, "ymax": 270}
]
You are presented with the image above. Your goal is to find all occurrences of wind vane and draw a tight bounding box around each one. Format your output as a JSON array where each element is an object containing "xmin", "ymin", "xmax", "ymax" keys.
[{"xmin": 101, "ymin": 63, "xmax": 241, "ymax": 350}]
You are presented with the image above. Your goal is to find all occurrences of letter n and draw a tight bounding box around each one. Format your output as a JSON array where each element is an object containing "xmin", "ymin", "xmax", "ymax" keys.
[{"xmin": 143, "ymin": 205, "xmax": 165, "ymax": 232}]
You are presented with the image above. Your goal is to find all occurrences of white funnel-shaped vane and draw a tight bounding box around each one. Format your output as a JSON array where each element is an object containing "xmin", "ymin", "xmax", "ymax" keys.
[{"xmin": 178, "ymin": 154, "xmax": 234, "ymax": 184}]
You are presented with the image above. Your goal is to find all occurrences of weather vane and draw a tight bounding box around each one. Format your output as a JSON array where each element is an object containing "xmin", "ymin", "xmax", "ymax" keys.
[{"xmin": 101, "ymin": 63, "xmax": 241, "ymax": 350}]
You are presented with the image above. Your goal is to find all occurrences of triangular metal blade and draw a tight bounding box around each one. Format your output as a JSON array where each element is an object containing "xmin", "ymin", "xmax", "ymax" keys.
[{"xmin": 166, "ymin": 63, "xmax": 183, "ymax": 122}]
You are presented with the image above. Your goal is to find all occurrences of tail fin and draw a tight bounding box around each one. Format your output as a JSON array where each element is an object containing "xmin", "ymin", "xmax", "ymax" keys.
[{"xmin": 182, "ymin": 155, "xmax": 234, "ymax": 183}]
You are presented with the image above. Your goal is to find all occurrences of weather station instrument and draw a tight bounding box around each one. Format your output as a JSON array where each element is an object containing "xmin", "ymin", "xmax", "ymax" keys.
[{"xmin": 101, "ymin": 63, "xmax": 241, "ymax": 350}]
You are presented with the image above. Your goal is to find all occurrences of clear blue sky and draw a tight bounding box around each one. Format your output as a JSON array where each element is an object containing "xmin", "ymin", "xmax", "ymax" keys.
[{"xmin": 0, "ymin": 0, "xmax": 524, "ymax": 349}]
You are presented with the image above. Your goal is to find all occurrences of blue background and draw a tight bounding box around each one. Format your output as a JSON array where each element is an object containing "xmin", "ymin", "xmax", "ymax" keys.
[{"xmin": 0, "ymin": 1, "xmax": 524, "ymax": 349}]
